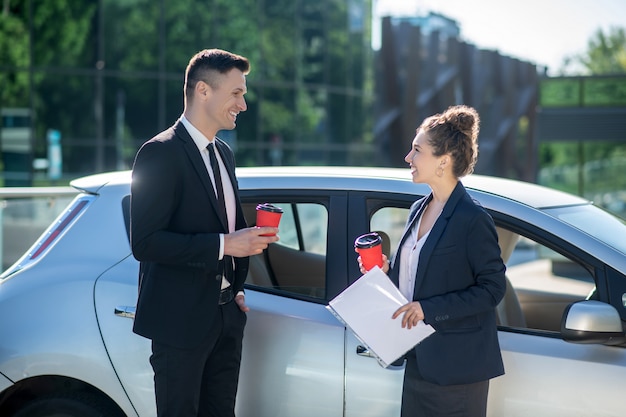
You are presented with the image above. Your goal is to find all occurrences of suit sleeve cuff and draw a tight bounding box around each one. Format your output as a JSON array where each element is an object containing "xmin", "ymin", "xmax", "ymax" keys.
[{"xmin": 219, "ymin": 233, "xmax": 224, "ymax": 260}]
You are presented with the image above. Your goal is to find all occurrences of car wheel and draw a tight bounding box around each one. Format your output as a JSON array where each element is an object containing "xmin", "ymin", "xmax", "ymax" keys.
[{"xmin": 13, "ymin": 393, "xmax": 121, "ymax": 417}]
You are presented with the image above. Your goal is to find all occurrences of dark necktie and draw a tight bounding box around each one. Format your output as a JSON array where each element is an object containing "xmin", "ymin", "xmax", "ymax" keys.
[
  {"xmin": 207, "ymin": 143, "xmax": 228, "ymax": 226},
  {"xmin": 208, "ymin": 142, "xmax": 233, "ymax": 283}
]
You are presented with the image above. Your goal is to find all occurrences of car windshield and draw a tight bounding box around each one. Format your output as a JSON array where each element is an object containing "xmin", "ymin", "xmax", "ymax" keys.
[{"xmin": 544, "ymin": 204, "xmax": 626, "ymax": 255}]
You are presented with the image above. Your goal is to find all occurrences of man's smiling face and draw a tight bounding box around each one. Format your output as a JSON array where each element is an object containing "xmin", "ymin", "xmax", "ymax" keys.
[{"xmin": 203, "ymin": 68, "xmax": 248, "ymax": 132}]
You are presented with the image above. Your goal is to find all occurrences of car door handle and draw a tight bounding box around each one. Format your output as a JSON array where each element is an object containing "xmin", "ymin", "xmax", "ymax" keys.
[
  {"xmin": 356, "ymin": 345, "xmax": 375, "ymax": 358},
  {"xmin": 357, "ymin": 345, "xmax": 406, "ymax": 370},
  {"xmin": 114, "ymin": 305, "xmax": 136, "ymax": 319}
]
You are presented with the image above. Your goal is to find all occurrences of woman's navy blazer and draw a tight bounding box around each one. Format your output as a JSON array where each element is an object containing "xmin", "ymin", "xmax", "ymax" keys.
[{"xmin": 389, "ymin": 181, "xmax": 506, "ymax": 385}]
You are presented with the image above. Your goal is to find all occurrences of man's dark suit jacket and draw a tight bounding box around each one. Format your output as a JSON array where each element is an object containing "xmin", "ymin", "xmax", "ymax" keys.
[
  {"xmin": 130, "ymin": 120, "xmax": 249, "ymax": 349},
  {"xmin": 389, "ymin": 181, "xmax": 506, "ymax": 385}
]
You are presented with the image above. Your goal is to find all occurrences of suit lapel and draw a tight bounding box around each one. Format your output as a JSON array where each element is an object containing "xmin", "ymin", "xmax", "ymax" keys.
[
  {"xmin": 174, "ymin": 122, "xmax": 229, "ymax": 230},
  {"xmin": 215, "ymin": 138, "xmax": 246, "ymax": 228},
  {"xmin": 389, "ymin": 195, "xmax": 430, "ymax": 287},
  {"xmin": 214, "ymin": 139, "xmax": 238, "ymax": 198},
  {"xmin": 412, "ymin": 181, "xmax": 465, "ymax": 298}
]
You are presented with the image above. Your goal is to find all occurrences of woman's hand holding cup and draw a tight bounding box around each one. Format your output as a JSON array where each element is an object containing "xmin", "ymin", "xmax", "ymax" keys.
[{"xmin": 354, "ymin": 232, "xmax": 388, "ymax": 274}]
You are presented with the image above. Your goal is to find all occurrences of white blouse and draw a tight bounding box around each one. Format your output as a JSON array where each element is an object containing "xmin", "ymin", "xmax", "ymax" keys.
[{"xmin": 398, "ymin": 207, "xmax": 441, "ymax": 301}]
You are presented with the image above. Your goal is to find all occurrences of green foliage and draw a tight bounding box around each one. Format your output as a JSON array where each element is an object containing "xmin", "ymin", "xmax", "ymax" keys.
[
  {"xmin": 1, "ymin": 0, "xmax": 372, "ymax": 175},
  {"xmin": 568, "ymin": 26, "xmax": 626, "ymax": 75},
  {"xmin": 542, "ymin": 27, "xmax": 626, "ymax": 216},
  {"xmin": 31, "ymin": 0, "xmax": 96, "ymax": 67},
  {"xmin": 539, "ymin": 142, "xmax": 626, "ymax": 211},
  {"xmin": 260, "ymin": 99, "xmax": 294, "ymax": 133},
  {"xmin": 0, "ymin": 4, "xmax": 29, "ymax": 105},
  {"xmin": 1, "ymin": 0, "xmax": 97, "ymax": 171}
]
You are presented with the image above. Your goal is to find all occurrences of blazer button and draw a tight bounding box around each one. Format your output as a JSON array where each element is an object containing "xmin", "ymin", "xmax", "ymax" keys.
[{"xmin": 215, "ymin": 274, "xmax": 222, "ymax": 282}]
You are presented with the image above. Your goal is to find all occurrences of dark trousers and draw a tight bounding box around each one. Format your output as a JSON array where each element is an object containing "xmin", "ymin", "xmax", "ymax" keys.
[
  {"xmin": 150, "ymin": 300, "xmax": 247, "ymax": 417},
  {"xmin": 401, "ymin": 355, "xmax": 489, "ymax": 417}
]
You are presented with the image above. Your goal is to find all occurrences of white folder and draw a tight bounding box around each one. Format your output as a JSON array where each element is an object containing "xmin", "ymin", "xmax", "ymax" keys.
[{"xmin": 326, "ymin": 266, "xmax": 435, "ymax": 368}]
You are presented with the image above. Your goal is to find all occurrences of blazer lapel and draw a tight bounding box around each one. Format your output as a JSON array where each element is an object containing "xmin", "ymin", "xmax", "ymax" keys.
[
  {"xmin": 389, "ymin": 195, "xmax": 431, "ymax": 287},
  {"xmin": 214, "ymin": 139, "xmax": 238, "ymax": 198},
  {"xmin": 412, "ymin": 181, "xmax": 465, "ymax": 298},
  {"xmin": 215, "ymin": 138, "xmax": 247, "ymax": 229},
  {"xmin": 174, "ymin": 122, "xmax": 229, "ymax": 230}
]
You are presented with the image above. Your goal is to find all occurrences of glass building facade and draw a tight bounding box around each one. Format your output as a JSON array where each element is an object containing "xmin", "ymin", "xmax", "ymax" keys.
[{"xmin": 0, "ymin": 0, "xmax": 373, "ymax": 184}]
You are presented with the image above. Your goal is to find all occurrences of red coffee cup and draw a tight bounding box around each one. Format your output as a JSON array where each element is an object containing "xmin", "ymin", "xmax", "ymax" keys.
[
  {"xmin": 256, "ymin": 203, "xmax": 283, "ymax": 236},
  {"xmin": 354, "ymin": 232, "xmax": 383, "ymax": 271}
]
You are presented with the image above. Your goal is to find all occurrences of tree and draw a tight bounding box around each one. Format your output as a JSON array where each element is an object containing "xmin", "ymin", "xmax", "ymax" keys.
[
  {"xmin": 0, "ymin": 3, "xmax": 29, "ymax": 106},
  {"xmin": 562, "ymin": 26, "xmax": 626, "ymax": 75},
  {"xmin": 0, "ymin": 1, "xmax": 96, "ymax": 178},
  {"xmin": 545, "ymin": 27, "xmax": 626, "ymax": 214},
  {"xmin": 1, "ymin": 0, "xmax": 373, "ymax": 175}
]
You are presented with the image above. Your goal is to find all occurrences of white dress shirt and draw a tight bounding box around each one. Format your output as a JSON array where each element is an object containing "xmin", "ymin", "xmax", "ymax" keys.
[
  {"xmin": 181, "ymin": 116, "xmax": 237, "ymax": 290},
  {"xmin": 399, "ymin": 215, "xmax": 431, "ymax": 301}
]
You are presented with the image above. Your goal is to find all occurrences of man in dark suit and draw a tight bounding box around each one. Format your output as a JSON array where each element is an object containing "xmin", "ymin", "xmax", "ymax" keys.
[{"xmin": 130, "ymin": 49, "xmax": 279, "ymax": 417}]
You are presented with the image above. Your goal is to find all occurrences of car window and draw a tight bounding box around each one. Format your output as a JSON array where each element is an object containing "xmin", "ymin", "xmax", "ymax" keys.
[
  {"xmin": 243, "ymin": 201, "xmax": 327, "ymax": 299},
  {"xmin": 366, "ymin": 207, "xmax": 597, "ymax": 334},
  {"xmin": 1, "ymin": 195, "xmax": 92, "ymax": 279},
  {"xmin": 275, "ymin": 203, "xmax": 327, "ymax": 255},
  {"xmin": 0, "ymin": 193, "xmax": 78, "ymax": 274},
  {"xmin": 545, "ymin": 204, "xmax": 626, "ymax": 255},
  {"xmin": 496, "ymin": 227, "xmax": 595, "ymax": 332},
  {"xmin": 370, "ymin": 206, "xmax": 409, "ymax": 259}
]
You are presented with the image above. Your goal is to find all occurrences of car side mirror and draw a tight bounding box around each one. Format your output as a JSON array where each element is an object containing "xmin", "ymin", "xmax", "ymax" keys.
[{"xmin": 561, "ymin": 300, "xmax": 626, "ymax": 346}]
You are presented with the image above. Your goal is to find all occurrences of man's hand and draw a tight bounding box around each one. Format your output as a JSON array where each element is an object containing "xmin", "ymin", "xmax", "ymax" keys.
[
  {"xmin": 235, "ymin": 293, "xmax": 250, "ymax": 312},
  {"xmin": 224, "ymin": 226, "xmax": 279, "ymax": 257}
]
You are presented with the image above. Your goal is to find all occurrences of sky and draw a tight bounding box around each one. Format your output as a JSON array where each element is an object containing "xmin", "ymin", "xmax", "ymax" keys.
[{"xmin": 373, "ymin": 0, "xmax": 626, "ymax": 75}]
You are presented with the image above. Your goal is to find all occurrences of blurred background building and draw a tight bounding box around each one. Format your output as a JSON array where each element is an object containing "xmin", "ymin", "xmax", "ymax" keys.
[
  {"xmin": 0, "ymin": 0, "xmax": 374, "ymax": 181},
  {"xmin": 0, "ymin": 0, "xmax": 625, "ymax": 216}
]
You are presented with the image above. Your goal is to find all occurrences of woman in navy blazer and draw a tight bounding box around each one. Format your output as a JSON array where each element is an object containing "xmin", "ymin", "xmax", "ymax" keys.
[{"xmin": 363, "ymin": 105, "xmax": 506, "ymax": 416}]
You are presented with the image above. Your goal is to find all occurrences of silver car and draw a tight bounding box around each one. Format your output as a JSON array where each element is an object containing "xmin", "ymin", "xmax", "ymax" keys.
[{"xmin": 0, "ymin": 167, "xmax": 625, "ymax": 417}]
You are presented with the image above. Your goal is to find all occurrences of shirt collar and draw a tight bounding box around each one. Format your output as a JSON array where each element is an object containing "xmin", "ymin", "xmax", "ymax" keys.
[{"xmin": 180, "ymin": 115, "xmax": 214, "ymax": 153}]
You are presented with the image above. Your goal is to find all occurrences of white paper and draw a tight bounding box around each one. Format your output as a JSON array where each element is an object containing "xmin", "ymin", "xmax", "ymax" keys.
[{"xmin": 327, "ymin": 266, "xmax": 435, "ymax": 368}]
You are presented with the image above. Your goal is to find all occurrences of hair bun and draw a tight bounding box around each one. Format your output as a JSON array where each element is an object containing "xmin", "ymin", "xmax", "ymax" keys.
[{"xmin": 445, "ymin": 105, "xmax": 479, "ymax": 139}]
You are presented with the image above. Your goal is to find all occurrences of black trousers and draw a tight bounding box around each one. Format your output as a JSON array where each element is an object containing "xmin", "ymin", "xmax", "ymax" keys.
[
  {"xmin": 150, "ymin": 300, "xmax": 247, "ymax": 417},
  {"xmin": 401, "ymin": 355, "xmax": 489, "ymax": 417}
]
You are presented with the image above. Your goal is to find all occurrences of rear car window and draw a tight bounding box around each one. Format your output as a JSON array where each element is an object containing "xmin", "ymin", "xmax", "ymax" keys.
[{"xmin": 1, "ymin": 195, "xmax": 94, "ymax": 279}]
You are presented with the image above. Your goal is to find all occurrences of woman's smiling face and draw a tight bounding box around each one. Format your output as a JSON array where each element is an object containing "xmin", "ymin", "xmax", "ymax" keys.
[{"xmin": 404, "ymin": 130, "xmax": 440, "ymax": 184}]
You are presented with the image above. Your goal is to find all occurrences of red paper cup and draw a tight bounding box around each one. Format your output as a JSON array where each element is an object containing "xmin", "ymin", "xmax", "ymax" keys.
[
  {"xmin": 355, "ymin": 232, "xmax": 383, "ymax": 271},
  {"xmin": 256, "ymin": 203, "xmax": 283, "ymax": 236}
]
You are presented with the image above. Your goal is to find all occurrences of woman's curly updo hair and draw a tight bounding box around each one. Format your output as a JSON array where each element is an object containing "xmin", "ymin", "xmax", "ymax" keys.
[{"xmin": 419, "ymin": 105, "xmax": 480, "ymax": 178}]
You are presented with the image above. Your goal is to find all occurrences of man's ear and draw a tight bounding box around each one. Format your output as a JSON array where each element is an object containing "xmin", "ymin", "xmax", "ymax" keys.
[{"xmin": 196, "ymin": 80, "xmax": 210, "ymax": 100}]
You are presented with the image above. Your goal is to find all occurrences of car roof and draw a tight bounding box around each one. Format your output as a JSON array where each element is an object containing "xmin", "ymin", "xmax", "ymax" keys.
[
  {"xmin": 70, "ymin": 166, "xmax": 589, "ymax": 210},
  {"xmin": 70, "ymin": 170, "xmax": 132, "ymax": 194}
]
